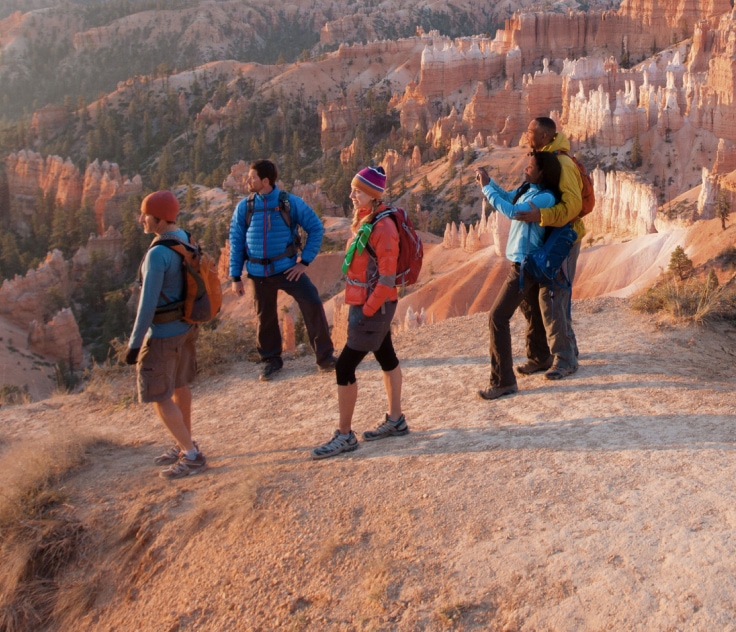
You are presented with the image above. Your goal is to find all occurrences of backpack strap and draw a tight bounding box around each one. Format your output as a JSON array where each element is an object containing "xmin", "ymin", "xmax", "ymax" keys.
[
  {"xmin": 363, "ymin": 206, "xmax": 393, "ymax": 261},
  {"xmin": 363, "ymin": 206, "xmax": 399, "ymax": 288},
  {"xmin": 144, "ymin": 233, "xmax": 196, "ymax": 324},
  {"xmin": 244, "ymin": 191, "xmax": 300, "ymax": 266}
]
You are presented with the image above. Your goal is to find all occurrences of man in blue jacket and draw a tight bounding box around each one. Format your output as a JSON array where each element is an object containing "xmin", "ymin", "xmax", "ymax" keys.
[{"xmin": 229, "ymin": 159, "xmax": 336, "ymax": 381}]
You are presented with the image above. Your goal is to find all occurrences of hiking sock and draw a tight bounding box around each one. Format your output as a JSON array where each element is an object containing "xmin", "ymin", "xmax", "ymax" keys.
[{"xmin": 184, "ymin": 448, "xmax": 198, "ymax": 460}]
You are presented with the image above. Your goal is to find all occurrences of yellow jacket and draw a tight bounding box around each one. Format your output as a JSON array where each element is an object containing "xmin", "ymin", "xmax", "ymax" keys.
[{"xmin": 539, "ymin": 132, "xmax": 586, "ymax": 242}]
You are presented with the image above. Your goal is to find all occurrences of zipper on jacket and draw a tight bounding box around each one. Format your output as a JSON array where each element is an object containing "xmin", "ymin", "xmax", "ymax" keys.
[{"xmin": 261, "ymin": 195, "xmax": 268, "ymax": 276}]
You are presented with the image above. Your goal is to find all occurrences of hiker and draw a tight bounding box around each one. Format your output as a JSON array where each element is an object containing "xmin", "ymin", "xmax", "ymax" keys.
[
  {"xmin": 475, "ymin": 152, "xmax": 563, "ymax": 400},
  {"xmin": 125, "ymin": 190, "xmax": 207, "ymax": 479},
  {"xmin": 312, "ymin": 166, "xmax": 409, "ymax": 459},
  {"xmin": 229, "ymin": 159, "xmax": 337, "ymax": 381},
  {"xmin": 514, "ymin": 117, "xmax": 585, "ymax": 379}
]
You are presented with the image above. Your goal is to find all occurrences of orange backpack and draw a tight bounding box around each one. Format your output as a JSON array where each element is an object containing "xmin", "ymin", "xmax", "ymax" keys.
[{"xmin": 150, "ymin": 234, "xmax": 223, "ymax": 325}]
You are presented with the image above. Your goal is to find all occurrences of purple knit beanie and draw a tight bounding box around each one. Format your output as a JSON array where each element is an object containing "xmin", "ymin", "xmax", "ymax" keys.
[{"xmin": 352, "ymin": 166, "xmax": 386, "ymax": 199}]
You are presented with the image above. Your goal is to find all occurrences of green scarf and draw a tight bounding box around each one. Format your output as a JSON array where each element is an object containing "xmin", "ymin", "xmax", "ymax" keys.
[{"xmin": 342, "ymin": 223, "xmax": 374, "ymax": 274}]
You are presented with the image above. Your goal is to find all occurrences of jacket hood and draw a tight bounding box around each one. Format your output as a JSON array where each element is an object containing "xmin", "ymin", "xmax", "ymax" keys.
[{"xmin": 543, "ymin": 132, "xmax": 571, "ymax": 154}]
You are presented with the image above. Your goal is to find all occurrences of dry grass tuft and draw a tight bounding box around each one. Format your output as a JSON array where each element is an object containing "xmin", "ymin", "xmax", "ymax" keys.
[
  {"xmin": 362, "ymin": 555, "xmax": 393, "ymax": 605},
  {"xmin": 0, "ymin": 385, "xmax": 33, "ymax": 407},
  {"xmin": 0, "ymin": 433, "xmax": 114, "ymax": 632},
  {"xmin": 82, "ymin": 338, "xmax": 138, "ymax": 408},
  {"xmin": 631, "ymin": 274, "xmax": 736, "ymax": 323},
  {"xmin": 434, "ymin": 601, "xmax": 474, "ymax": 628},
  {"xmin": 196, "ymin": 318, "xmax": 258, "ymax": 375}
]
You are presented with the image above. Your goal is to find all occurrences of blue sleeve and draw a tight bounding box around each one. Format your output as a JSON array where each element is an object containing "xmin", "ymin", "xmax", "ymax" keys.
[
  {"xmin": 481, "ymin": 179, "xmax": 514, "ymax": 206},
  {"xmin": 484, "ymin": 187, "xmax": 556, "ymax": 220},
  {"xmin": 129, "ymin": 248, "xmax": 166, "ymax": 348},
  {"xmin": 290, "ymin": 194, "xmax": 323, "ymax": 264},
  {"xmin": 229, "ymin": 199, "xmax": 247, "ymax": 277}
]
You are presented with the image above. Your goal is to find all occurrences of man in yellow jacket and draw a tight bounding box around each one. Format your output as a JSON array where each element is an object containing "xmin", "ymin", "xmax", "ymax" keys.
[{"xmin": 514, "ymin": 116, "xmax": 584, "ymax": 380}]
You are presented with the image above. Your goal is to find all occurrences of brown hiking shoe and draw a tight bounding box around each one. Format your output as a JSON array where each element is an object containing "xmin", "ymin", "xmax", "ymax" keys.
[
  {"xmin": 516, "ymin": 358, "xmax": 553, "ymax": 375},
  {"xmin": 477, "ymin": 384, "xmax": 518, "ymax": 400},
  {"xmin": 544, "ymin": 365, "xmax": 578, "ymax": 381}
]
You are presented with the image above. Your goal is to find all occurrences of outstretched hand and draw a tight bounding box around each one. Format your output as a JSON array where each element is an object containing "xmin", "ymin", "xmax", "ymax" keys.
[
  {"xmin": 515, "ymin": 202, "xmax": 541, "ymax": 223},
  {"xmin": 475, "ymin": 167, "xmax": 490, "ymax": 187}
]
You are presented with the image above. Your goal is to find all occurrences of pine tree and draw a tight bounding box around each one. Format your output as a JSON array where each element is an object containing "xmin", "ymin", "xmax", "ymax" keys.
[
  {"xmin": 668, "ymin": 246, "xmax": 693, "ymax": 280},
  {"xmin": 157, "ymin": 144, "xmax": 176, "ymax": 190},
  {"xmin": 631, "ymin": 133, "xmax": 643, "ymax": 168},
  {"xmin": 716, "ymin": 190, "xmax": 730, "ymax": 231}
]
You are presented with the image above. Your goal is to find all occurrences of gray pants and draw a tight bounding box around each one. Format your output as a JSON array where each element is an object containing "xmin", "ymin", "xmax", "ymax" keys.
[{"xmin": 519, "ymin": 242, "xmax": 579, "ymax": 371}]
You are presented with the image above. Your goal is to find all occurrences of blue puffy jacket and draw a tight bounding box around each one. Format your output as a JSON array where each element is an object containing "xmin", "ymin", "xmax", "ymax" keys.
[{"xmin": 228, "ymin": 187, "xmax": 324, "ymax": 278}]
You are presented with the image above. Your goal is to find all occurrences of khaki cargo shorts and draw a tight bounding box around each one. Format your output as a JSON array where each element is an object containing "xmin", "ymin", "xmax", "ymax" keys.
[{"xmin": 137, "ymin": 326, "xmax": 198, "ymax": 403}]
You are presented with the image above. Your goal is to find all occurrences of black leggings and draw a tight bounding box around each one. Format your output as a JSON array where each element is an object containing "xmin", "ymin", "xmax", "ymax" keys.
[{"xmin": 335, "ymin": 332, "xmax": 400, "ymax": 386}]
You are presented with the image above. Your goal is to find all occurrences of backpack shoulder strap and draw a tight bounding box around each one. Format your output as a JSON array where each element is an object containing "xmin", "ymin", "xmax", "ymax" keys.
[
  {"xmin": 371, "ymin": 205, "xmax": 396, "ymax": 225},
  {"xmin": 365, "ymin": 206, "xmax": 396, "ymax": 260},
  {"xmin": 245, "ymin": 193, "xmax": 257, "ymax": 231},
  {"xmin": 278, "ymin": 190, "xmax": 292, "ymax": 229}
]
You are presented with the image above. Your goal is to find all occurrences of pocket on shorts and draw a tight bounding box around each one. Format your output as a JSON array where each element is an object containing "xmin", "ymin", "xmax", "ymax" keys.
[{"xmin": 347, "ymin": 302, "xmax": 396, "ymax": 352}]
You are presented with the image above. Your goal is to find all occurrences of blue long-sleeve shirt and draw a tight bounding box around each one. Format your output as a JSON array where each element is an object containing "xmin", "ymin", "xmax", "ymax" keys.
[
  {"xmin": 129, "ymin": 228, "xmax": 192, "ymax": 348},
  {"xmin": 481, "ymin": 180, "xmax": 556, "ymax": 263},
  {"xmin": 228, "ymin": 187, "xmax": 324, "ymax": 278}
]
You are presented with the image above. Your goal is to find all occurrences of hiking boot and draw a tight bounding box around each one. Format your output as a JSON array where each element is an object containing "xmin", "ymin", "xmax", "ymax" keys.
[
  {"xmin": 153, "ymin": 441, "xmax": 199, "ymax": 466},
  {"xmin": 259, "ymin": 361, "xmax": 282, "ymax": 382},
  {"xmin": 159, "ymin": 452, "xmax": 208, "ymax": 479},
  {"xmin": 516, "ymin": 358, "xmax": 553, "ymax": 376},
  {"xmin": 311, "ymin": 430, "xmax": 359, "ymax": 460},
  {"xmin": 477, "ymin": 384, "xmax": 518, "ymax": 400},
  {"xmin": 544, "ymin": 365, "xmax": 578, "ymax": 381},
  {"xmin": 363, "ymin": 414, "xmax": 409, "ymax": 441},
  {"xmin": 318, "ymin": 355, "xmax": 338, "ymax": 373}
]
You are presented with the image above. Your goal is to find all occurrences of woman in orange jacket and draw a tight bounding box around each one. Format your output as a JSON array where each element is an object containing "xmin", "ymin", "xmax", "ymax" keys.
[{"xmin": 312, "ymin": 166, "xmax": 409, "ymax": 460}]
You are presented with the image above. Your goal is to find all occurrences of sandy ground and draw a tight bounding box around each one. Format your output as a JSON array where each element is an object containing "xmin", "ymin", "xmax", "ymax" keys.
[{"xmin": 2, "ymin": 297, "xmax": 736, "ymax": 631}]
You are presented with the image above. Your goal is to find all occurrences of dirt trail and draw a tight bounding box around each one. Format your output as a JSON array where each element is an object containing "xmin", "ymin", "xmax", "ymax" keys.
[{"xmin": 2, "ymin": 297, "xmax": 736, "ymax": 631}]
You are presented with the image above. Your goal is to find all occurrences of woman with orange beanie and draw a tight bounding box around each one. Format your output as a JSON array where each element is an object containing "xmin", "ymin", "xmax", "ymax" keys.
[{"xmin": 311, "ymin": 166, "xmax": 409, "ymax": 459}]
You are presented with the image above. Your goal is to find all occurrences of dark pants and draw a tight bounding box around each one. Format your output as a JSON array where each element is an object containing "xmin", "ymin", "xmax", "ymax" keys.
[
  {"xmin": 488, "ymin": 264, "xmax": 540, "ymax": 388},
  {"xmin": 519, "ymin": 245, "xmax": 579, "ymax": 371},
  {"xmin": 250, "ymin": 272, "xmax": 334, "ymax": 366}
]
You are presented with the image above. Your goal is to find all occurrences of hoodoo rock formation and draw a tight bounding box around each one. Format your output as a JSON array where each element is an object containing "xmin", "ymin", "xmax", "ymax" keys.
[
  {"xmin": 5, "ymin": 151, "xmax": 142, "ymax": 232},
  {"xmin": 28, "ymin": 308, "xmax": 83, "ymax": 368}
]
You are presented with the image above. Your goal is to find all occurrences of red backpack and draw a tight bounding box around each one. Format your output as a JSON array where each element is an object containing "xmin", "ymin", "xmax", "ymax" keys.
[
  {"xmin": 367, "ymin": 206, "xmax": 423, "ymax": 287},
  {"xmin": 556, "ymin": 151, "xmax": 596, "ymax": 218}
]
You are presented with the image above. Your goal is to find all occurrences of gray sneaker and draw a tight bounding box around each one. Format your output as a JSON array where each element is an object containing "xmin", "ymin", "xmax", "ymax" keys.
[
  {"xmin": 154, "ymin": 441, "xmax": 199, "ymax": 466},
  {"xmin": 160, "ymin": 452, "xmax": 208, "ymax": 479},
  {"xmin": 311, "ymin": 430, "xmax": 359, "ymax": 460},
  {"xmin": 362, "ymin": 414, "xmax": 409, "ymax": 441}
]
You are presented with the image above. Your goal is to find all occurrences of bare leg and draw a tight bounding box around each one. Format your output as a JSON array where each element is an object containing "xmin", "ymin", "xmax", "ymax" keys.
[
  {"xmin": 153, "ymin": 398, "xmax": 195, "ymax": 452},
  {"xmin": 172, "ymin": 386, "xmax": 192, "ymax": 435},
  {"xmin": 338, "ymin": 382, "xmax": 358, "ymax": 434},
  {"xmin": 382, "ymin": 366, "xmax": 402, "ymax": 419}
]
